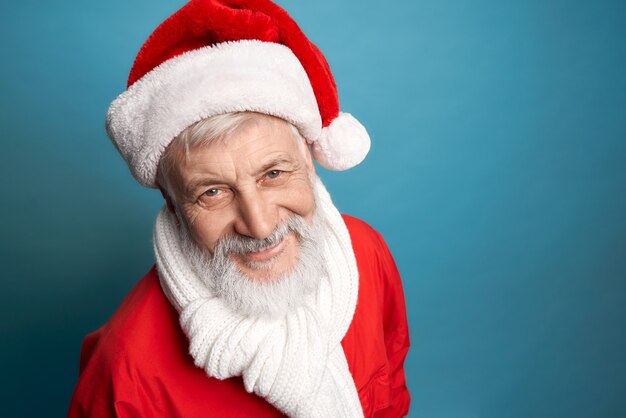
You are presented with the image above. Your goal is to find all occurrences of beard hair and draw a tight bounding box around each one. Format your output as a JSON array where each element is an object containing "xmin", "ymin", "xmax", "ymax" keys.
[{"xmin": 177, "ymin": 181, "xmax": 328, "ymax": 318}]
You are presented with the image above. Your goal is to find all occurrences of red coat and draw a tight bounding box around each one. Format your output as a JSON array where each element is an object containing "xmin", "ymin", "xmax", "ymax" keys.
[{"xmin": 68, "ymin": 215, "xmax": 410, "ymax": 417}]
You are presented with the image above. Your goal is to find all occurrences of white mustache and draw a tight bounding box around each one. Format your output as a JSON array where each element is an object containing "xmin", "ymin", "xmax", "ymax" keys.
[{"xmin": 213, "ymin": 216, "xmax": 310, "ymax": 255}]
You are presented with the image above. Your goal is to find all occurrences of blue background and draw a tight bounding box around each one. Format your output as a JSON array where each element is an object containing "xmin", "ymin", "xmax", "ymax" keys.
[{"xmin": 1, "ymin": 0, "xmax": 625, "ymax": 416}]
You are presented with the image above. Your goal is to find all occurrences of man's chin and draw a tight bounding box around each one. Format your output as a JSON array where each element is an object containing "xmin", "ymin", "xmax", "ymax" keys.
[
  {"xmin": 232, "ymin": 256, "xmax": 295, "ymax": 283},
  {"xmin": 231, "ymin": 234, "xmax": 301, "ymax": 282}
]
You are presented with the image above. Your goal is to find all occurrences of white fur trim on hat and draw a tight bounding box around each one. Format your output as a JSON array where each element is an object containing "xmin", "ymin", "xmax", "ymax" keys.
[
  {"xmin": 106, "ymin": 40, "xmax": 322, "ymax": 187},
  {"xmin": 312, "ymin": 112, "xmax": 371, "ymax": 171}
]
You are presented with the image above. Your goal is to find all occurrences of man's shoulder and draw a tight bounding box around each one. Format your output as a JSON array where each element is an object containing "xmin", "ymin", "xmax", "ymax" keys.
[
  {"xmin": 339, "ymin": 215, "xmax": 409, "ymax": 417},
  {"xmin": 70, "ymin": 268, "xmax": 281, "ymax": 417},
  {"xmin": 98, "ymin": 266, "xmax": 175, "ymax": 343},
  {"xmin": 341, "ymin": 213, "xmax": 379, "ymax": 236},
  {"xmin": 69, "ymin": 267, "xmax": 186, "ymax": 416},
  {"xmin": 340, "ymin": 213, "xmax": 401, "ymax": 297},
  {"xmin": 78, "ymin": 266, "xmax": 182, "ymax": 372},
  {"xmin": 341, "ymin": 213, "xmax": 390, "ymax": 259}
]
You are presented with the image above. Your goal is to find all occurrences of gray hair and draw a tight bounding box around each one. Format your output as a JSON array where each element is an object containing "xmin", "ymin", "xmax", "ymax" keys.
[{"xmin": 156, "ymin": 112, "xmax": 307, "ymax": 198}]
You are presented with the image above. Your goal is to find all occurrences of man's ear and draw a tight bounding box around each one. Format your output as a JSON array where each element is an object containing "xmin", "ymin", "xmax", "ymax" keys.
[{"xmin": 158, "ymin": 186, "xmax": 177, "ymax": 214}]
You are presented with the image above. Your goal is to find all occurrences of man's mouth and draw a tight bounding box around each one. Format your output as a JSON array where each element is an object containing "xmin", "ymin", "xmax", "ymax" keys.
[{"xmin": 241, "ymin": 237, "xmax": 287, "ymax": 262}]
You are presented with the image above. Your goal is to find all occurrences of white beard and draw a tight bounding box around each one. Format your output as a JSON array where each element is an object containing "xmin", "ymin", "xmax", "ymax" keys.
[
  {"xmin": 178, "ymin": 186, "xmax": 328, "ymax": 318},
  {"xmin": 153, "ymin": 175, "xmax": 364, "ymax": 417}
]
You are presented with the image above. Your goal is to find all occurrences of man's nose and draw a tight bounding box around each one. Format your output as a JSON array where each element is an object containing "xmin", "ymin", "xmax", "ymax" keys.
[{"xmin": 234, "ymin": 188, "xmax": 278, "ymax": 240}]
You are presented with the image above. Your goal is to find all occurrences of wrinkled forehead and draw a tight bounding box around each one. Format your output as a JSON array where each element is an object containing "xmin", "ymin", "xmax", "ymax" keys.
[{"xmin": 159, "ymin": 113, "xmax": 309, "ymax": 193}]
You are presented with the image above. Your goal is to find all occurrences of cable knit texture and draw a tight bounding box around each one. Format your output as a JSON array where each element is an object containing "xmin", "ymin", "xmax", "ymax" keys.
[{"xmin": 153, "ymin": 177, "xmax": 363, "ymax": 417}]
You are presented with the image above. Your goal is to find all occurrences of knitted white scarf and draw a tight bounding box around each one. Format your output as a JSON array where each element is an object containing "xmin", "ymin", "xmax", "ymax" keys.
[{"xmin": 153, "ymin": 178, "xmax": 363, "ymax": 417}]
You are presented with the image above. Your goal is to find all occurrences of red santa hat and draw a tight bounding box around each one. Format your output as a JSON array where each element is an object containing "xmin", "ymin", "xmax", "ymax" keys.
[{"xmin": 106, "ymin": 0, "xmax": 371, "ymax": 188}]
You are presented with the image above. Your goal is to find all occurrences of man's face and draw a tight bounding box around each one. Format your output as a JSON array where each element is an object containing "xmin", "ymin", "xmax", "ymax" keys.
[{"xmin": 168, "ymin": 116, "xmax": 317, "ymax": 282}]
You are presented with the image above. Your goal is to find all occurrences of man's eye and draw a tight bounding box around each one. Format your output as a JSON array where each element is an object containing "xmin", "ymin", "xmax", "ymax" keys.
[
  {"xmin": 203, "ymin": 188, "xmax": 220, "ymax": 197},
  {"xmin": 197, "ymin": 187, "xmax": 232, "ymax": 208},
  {"xmin": 266, "ymin": 170, "xmax": 282, "ymax": 179}
]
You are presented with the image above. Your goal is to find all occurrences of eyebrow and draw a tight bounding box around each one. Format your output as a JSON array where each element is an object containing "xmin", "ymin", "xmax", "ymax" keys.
[
  {"xmin": 184, "ymin": 177, "xmax": 222, "ymax": 199},
  {"xmin": 254, "ymin": 157, "xmax": 295, "ymax": 176},
  {"xmin": 184, "ymin": 156, "xmax": 297, "ymax": 198}
]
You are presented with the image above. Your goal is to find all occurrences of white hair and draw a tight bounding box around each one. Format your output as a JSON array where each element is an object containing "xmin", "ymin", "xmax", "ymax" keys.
[{"xmin": 156, "ymin": 112, "xmax": 307, "ymax": 197}]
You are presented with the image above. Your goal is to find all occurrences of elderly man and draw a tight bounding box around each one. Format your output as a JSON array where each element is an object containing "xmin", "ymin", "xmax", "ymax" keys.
[{"xmin": 68, "ymin": 0, "xmax": 410, "ymax": 417}]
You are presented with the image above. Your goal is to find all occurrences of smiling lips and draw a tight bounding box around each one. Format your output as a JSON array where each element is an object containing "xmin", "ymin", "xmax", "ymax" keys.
[{"xmin": 242, "ymin": 237, "xmax": 287, "ymax": 262}]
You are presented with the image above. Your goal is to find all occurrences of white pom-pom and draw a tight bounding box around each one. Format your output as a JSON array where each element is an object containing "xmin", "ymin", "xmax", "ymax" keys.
[{"xmin": 311, "ymin": 112, "xmax": 371, "ymax": 171}]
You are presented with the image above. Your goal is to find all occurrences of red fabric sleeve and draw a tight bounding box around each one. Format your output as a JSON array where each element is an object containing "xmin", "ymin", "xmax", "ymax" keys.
[
  {"xmin": 373, "ymin": 231, "xmax": 411, "ymax": 418},
  {"xmin": 67, "ymin": 269, "xmax": 285, "ymax": 418},
  {"xmin": 68, "ymin": 336, "xmax": 145, "ymax": 418}
]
